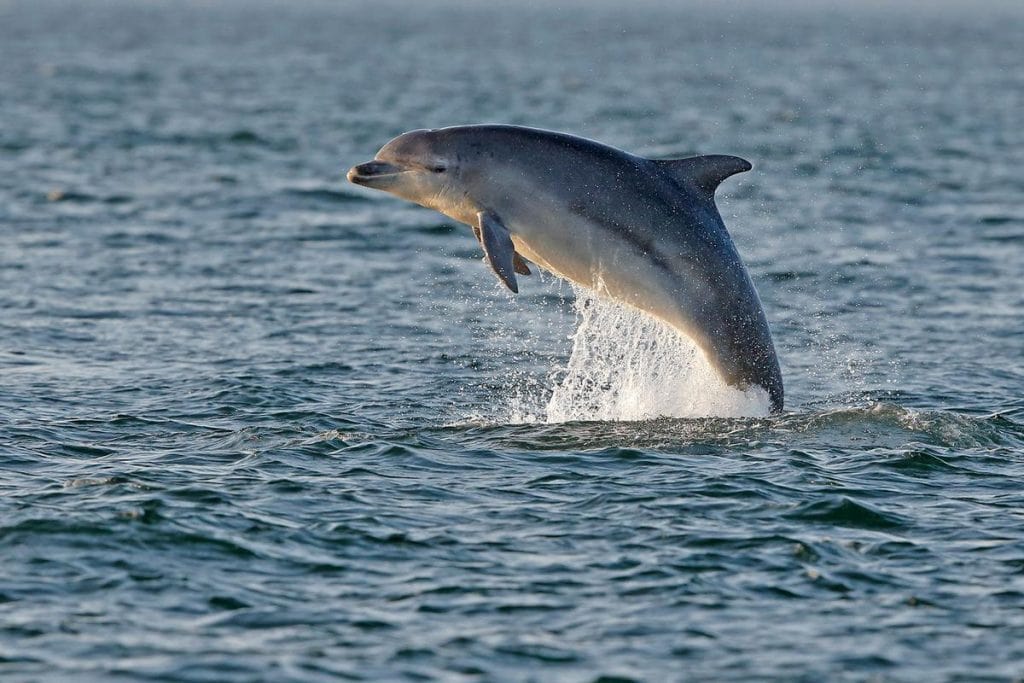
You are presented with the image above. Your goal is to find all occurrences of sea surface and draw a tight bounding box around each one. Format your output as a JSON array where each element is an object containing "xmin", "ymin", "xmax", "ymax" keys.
[{"xmin": 2, "ymin": 1, "xmax": 1023, "ymax": 680}]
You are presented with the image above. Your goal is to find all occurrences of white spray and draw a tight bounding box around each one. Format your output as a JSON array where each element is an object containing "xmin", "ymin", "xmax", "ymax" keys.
[{"xmin": 540, "ymin": 287, "xmax": 771, "ymax": 422}]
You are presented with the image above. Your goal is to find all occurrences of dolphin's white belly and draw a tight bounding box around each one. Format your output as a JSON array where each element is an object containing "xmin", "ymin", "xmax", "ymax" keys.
[{"xmin": 508, "ymin": 211, "xmax": 697, "ymax": 340}]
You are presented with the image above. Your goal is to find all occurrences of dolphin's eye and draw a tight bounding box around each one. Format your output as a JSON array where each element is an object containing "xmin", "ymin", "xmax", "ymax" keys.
[{"xmin": 430, "ymin": 164, "xmax": 447, "ymax": 173}]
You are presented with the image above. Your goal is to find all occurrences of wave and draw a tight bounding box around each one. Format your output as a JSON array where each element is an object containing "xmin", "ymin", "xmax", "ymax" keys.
[
  {"xmin": 281, "ymin": 186, "xmax": 370, "ymax": 204},
  {"xmin": 430, "ymin": 404, "xmax": 1024, "ymax": 456}
]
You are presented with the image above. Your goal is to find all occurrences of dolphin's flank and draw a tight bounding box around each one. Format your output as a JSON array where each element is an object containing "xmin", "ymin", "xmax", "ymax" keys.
[{"xmin": 348, "ymin": 125, "xmax": 783, "ymax": 412}]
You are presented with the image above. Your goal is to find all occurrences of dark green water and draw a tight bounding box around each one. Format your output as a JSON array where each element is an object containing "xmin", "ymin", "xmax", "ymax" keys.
[{"xmin": 2, "ymin": 1, "xmax": 1023, "ymax": 680}]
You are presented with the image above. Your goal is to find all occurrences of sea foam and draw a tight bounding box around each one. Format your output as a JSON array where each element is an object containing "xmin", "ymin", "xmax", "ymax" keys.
[{"xmin": 542, "ymin": 288, "xmax": 770, "ymax": 422}]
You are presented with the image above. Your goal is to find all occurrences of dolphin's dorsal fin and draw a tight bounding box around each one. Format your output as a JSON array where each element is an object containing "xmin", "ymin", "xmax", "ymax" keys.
[
  {"xmin": 654, "ymin": 155, "xmax": 752, "ymax": 196},
  {"xmin": 477, "ymin": 211, "xmax": 519, "ymax": 293}
]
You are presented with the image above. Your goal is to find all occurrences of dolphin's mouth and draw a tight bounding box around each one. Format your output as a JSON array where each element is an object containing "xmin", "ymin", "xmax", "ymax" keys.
[{"xmin": 347, "ymin": 160, "xmax": 406, "ymax": 186}]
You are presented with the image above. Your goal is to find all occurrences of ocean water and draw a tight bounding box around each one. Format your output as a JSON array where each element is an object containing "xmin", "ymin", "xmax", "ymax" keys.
[{"xmin": 2, "ymin": 0, "xmax": 1023, "ymax": 680}]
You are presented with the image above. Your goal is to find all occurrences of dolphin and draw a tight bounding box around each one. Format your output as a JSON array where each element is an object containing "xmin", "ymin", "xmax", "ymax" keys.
[{"xmin": 348, "ymin": 125, "xmax": 783, "ymax": 412}]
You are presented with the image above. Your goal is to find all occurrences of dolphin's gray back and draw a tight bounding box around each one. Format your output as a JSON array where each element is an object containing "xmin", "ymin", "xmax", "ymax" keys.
[{"xmin": 444, "ymin": 126, "xmax": 784, "ymax": 411}]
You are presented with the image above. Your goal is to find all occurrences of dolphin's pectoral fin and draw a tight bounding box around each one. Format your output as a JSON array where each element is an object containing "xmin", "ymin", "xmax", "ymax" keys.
[
  {"xmin": 477, "ymin": 211, "xmax": 519, "ymax": 293},
  {"xmin": 472, "ymin": 221, "xmax": 529, "ymax": 276},
  {"xmin": 513, "ymin": 252, "xmax": 532, "ymax": 276},
  {"xmin": 654, "ymin": 155, "xmax": 752, "ymax": 197}
]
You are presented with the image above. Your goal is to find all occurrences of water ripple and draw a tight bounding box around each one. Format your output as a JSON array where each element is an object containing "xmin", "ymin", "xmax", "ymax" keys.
[{"xmin": 2, "ymin": 1, "xmax": 1023, "ymax": 680}]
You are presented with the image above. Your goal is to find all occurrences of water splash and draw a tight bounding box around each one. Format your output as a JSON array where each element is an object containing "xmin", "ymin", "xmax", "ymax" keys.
[{"xmin": 541, "ymin": 288, "xmax": 771, "ymax": 422}]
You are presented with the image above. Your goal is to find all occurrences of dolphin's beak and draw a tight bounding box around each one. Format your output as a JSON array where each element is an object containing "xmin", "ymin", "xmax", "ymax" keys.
[{"xmin": 347, "ymin": 160, "xmax": 405, "ymax": 187}]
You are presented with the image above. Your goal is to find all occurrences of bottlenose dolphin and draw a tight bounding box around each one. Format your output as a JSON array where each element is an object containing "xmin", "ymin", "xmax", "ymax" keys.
[{"xmin": 348, "ymin": 125, "xmax": 783, "ymax": 412}]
